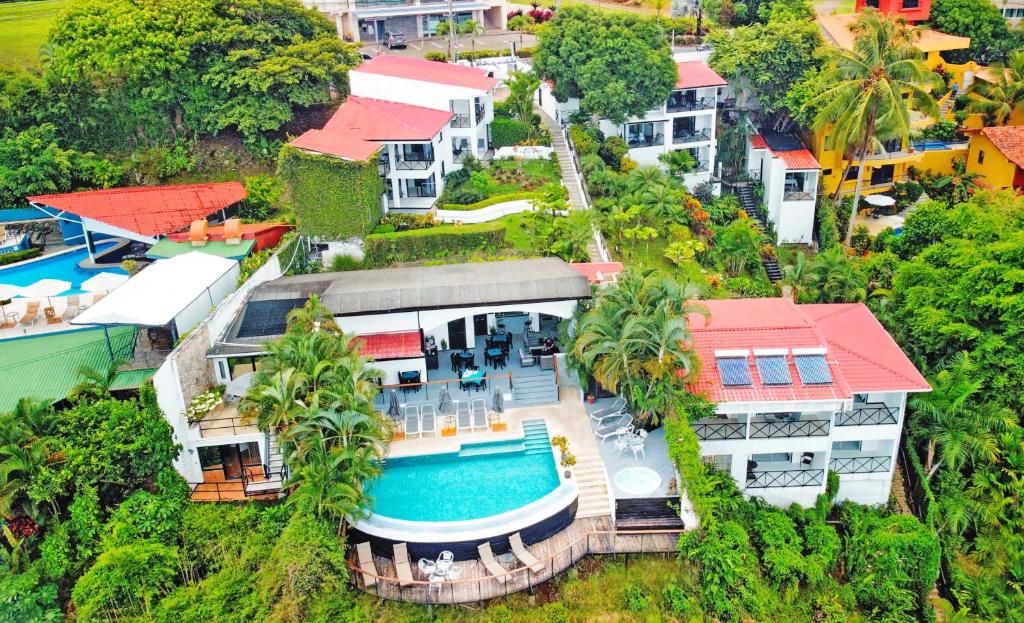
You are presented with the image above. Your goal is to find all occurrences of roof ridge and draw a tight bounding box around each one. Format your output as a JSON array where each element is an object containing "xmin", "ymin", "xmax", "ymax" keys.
[{"xmin": 828, "ymin": 339, "xmax": 920, "ymax": 387}]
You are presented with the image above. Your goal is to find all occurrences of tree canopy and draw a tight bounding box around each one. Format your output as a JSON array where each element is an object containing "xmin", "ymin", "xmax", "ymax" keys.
[
  {"xmin": 929, "ymin": 0, "xmax": 1022, "ymax": 65},
  {"xmin": 532, "ymin": 7, "xmax": 677, "ymax": 123}
]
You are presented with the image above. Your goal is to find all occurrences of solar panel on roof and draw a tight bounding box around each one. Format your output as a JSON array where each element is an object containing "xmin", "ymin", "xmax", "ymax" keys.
[
  {"xmin": 794, "ymin": 354, "xmax": 832, "ymax": 385},
  {"xmin": 717, "ymin": 357, "xmax": 753, "ymax": 387},
  {"xmin": 761, "ymin": 131, "xmax": 805, "ymax": 152},
  {"xmin": 236, "ymin": 299, "xmax": 305, "ymax": 338},
  {"xmin": 755, "ymin": 355, "xmax": 792, "ymax": 385}
]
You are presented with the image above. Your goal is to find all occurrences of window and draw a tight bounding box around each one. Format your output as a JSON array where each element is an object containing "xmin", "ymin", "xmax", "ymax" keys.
[
  {"xmin": 902, "ymin": 0, "xmax": 919, "ymax": 9},
  {"xmin": 703, "ymin": 455, "xmax": 732, "ymax": 473},
  {"xmin": 822, "ymin": 168, "xmax": 833, "ymax": 177},
  {"xmin": 978, "ymin": 150, "xmax": 985, "ymax": 165},
  {"xmin": 832, "ymin": 441, "xmax": 863, "ymax": 452},
  {"xmin": 752, "ymin": 452, "xmax": 792, "ymax": 463},
  {"xmin": 845, "ymin": 167, "xmax": 860, "ymax": 181},
  {"xmin": 625, "ymin": 122, "xmax": 663, "ymax": 148}
]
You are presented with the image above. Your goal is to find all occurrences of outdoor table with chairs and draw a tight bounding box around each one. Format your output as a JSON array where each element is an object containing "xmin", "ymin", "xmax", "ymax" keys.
[
  {"xmin": 459, "ymin": 366, "xmax": 486, "ymax": 391},
  {"xmin": 451, "ymin": 349, "xmax": 475, "ymax": 373},
  {"xmin": 398, "ymin": 370, "xmax": 422, "ymax": 394},
  {"xmin": 484, "ymin": 347, "xmax": 506, "ymax": 368},
  {"xmin": 417, "ymin": 550, "xmax": 461, "ymax": 596}
]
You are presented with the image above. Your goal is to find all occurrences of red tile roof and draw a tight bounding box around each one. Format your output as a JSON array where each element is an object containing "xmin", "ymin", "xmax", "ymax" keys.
[
  {"xmin": 570, "ymin": 262, "xmax": 624, "ymax": 284},
  {"xmin": 27, "ymin": 182, "xmax": 246, "ymax": 237},
  {"xmin": 750, "ymin": 133, "xmax": 821, "ymax": 170},
  {"xmin": 354, "ymin": 55, "xmax": 499, "ymax": 91},
  {"xmin": 675, "ymin": 61, "xmax": 727, "ymax": 89},
  {"xmin": 357, "ymin": 331, "xmax": 423, "ymax": 361},
  {"xmin": 289, "ymin": 96, "xmax": 453, "ymax": 161},
  {"xmin": 686, "ymin": 298, "xmax": 928, "ymax": 404},
  {"xmin": 981, "ymin": 126, "xmax": 1024, "ymax": 169}
]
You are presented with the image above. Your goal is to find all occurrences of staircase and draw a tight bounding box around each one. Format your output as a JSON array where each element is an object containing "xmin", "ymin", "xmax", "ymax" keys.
[
  {"xmin": 244, "ymin": 435, "xmax": 285, "ymax": 497},
  {"xmin": 890, "ymin": 462, "xmax": 911, "ymax": 516},
  {"xmin": 736, "ymin": 183, "xmax": 783, "ymax": 282},
  {"xmin": 615, "ymin": 497, "xmax": 687, "ymax": 530},
  {"xmin": 512, "ymin": 371, "xmax": 559, "ymax": 407},
  {"xmin": 572, "ymin": 451, "xmax": 614, "ymax": 519}
]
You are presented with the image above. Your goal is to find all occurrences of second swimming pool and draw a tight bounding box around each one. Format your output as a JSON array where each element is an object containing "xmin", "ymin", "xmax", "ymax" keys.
[{"xmin": 0, "ymin": 242, "xmax": 126, "ymax": 296}]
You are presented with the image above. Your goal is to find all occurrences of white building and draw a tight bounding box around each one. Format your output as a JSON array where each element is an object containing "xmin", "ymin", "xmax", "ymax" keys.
[
  {"xmin": 289, "ymin": 55, "xmax": 498, "ymax": 212},
  {"xmin": 688, "ymin": 298, "xmax": 930, "ymax": 508},
  {"xmin": 746, "ymin": 132, "xmax": 821, "ymax": 245},
  {"xmin": 301, "ymin": 0, "xmax": 507, "ymax": 44}
]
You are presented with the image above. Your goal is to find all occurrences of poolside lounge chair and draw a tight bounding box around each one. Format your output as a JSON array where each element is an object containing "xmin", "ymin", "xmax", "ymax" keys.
[
  {"xmin": 509, "ymin": 533, "xmax": 545, "ymax": 574},
  {"xmin": 404, "ymin": 406, "xmax": 420, "ymax": 438},
  {"xmin": 589, "ymin": 398, "xmax": 626, "ymax": 425},
  {"xmin": 595, "ymin": 414, "xmax": 633, "ymax": 442},
  {"xmin": 471, "ymin": 399, "xmax": 488, "ymax": 431},
  {"xmin": 477, "ymin": 542, "xmax": 509, "ymax": 585},
  {"xmin": 356, "ymin": 542, "xmax": 378, "ymax": 588},
  {"xmin": 420, "ymin": 404, "xmax": 436, "ymax": 436},
  {"xmin": 456, "ymin": 401, "xmax": 472, "ymax": 431},
  {"xmin": 18, "ymin": 302, "xmax": 40, "ymax": 326},
  {"xmin": 393, "ymin": 543, "xmax": 415, "ymax": 587},
  {"xmin": 63, "ymin": 295, "xmax": 82, "ymax": 321}
]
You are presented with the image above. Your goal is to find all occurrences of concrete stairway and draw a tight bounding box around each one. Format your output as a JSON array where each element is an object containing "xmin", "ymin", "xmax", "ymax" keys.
[
  {"xmin": 512, "ymin": 371, "xmax": 559, "ymax": 407},
  {"xmin": 572, "ymin": 450, "xmax": 614, "ymax": 519},
  {"xmin": 890, "ymin": 462, "xmax": 911, "ymax": 515},
  {"xmin": 244, "ymin": 435, "xmax": 285, "ymax": 496}
]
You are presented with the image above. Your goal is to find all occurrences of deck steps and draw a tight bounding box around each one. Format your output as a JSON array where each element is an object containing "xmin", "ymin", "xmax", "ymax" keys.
[
  {"xmin": 737, "ymin": 183, "xmax": 783, "ymax": 282},
  {"xmin": 615, "ymin": 497, "xmax": 686, "ymax": 530},
  {"xmin": 572, "ymin": 451, "xmax": 613, "ymax": 519},
  {"xmin": 245, "ymin": 435, "xmax": 285, "ymax": 497},
  {"xmin": 512, "ymin": 372, "xmax": 559, "ymax": 407}
]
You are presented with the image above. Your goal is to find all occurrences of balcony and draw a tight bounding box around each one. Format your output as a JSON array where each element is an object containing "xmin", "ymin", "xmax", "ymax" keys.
[
  {"xmin": 783, "ymin": 190, "xmax": 814, "ymax": 201},
  {"xmin": 395, "ymin": 157, "xmax": 434, "ymax": 170},
  {"xmin": 694, "ymin": 161, "xmax": 710, "ymax": 173},
  {"xmin": 403, "ymin": 185, "xmax": 436, "ymax": 198},
  {"xmin": 749, "ymin": 418, "xmax": 830, "ymax": 438},
  {"xmin": 829, "ymin": 455, "xmax": 891, "ymax": 474},
  {"xmin": 746, "ymin": 468, "xmax": 824, "ymax": 489},
  {"xmin": 474, "ymin": 103, "xmax": 486, "ymax": 125},
  {"xmin": 693, "ymin": 420, "xmax": 746, "ymax": 441},
  {"xmin": 453, "ymin": 150, "xmax": 467, "ymax": 163},
  {"xmin": 378, "ymin": 159, "xmax": 390, "ymax": 176},
  {"xmin": 836, "ymin": 403, "xmax": 899, "ymax": 426},
  {"xmin": 666, "ymin": 96, "xmax": 715, "ymax": 113},
  {"xmin": 627, "ymin": 134, "xmax": 664, "ymax": 149},
  {"xmin": 451, "ymin": 114, "xmax": 471, "ymax": 129},
  {"xmin": 672, "ymin": 127, "xmax": 711, "ymax": 144}
]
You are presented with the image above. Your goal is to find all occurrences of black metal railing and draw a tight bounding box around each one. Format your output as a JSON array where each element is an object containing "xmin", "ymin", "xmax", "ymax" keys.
[
  {"xmin": 836, "ymin": 403, "xmax": 899, "ymax": 426},
  {"xmin": 672, "ymin": 127, "xmax": 711, "ymax": 144},
  {"xmin": 692, "ymin": 421, "xmax": 746, "ymax": 440},
  {"xmin": 746, "ymin": 468, "xmax": 824, "ymax": 489},
  {"xmin": 627, "ymin": 134, "xmax": 664, "ymax": 148},
  {"xmin": 694, "ymin": 161, "xmax": 710, "ymax": 173},
  {"xmin": 749, "ymin": 419, "xmax": 830, "ymax": 438},
  {"xmin": 783, "ymin": 190, "xmax": 814, "ymax": 201},
  {"xmin": 451, "ymin": 114, "xmax": 471, "ymax": 128},
  {"xmin": 453, "ymin": 150, "xmax": 466, "ymax": 163},
  {"xmin": 666, "ymin": 97, "xmax": 715, "ymax": 112},
  {"xmin": 378, "ymin": 160, "xmax": 390, "ymax": 176},
  {"xmin": 395, "ymin": 157, "xmax": 434, "ymax": 170},
  {"xmin": 403, "ymin": 185, "xmax": 436, "ymax": 198},
  {"xmin": 829, "ymin": 455, "xmax": 891, "ymax": 474},
  {"xmin": 475, "ymin": 103, "xmax": 485, "ymax": 124}
]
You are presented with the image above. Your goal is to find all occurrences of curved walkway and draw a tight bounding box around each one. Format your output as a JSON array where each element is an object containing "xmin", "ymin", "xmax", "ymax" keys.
[{"xmin": 434, "ymin": 199, "xmax": 536, "ymax": 224}]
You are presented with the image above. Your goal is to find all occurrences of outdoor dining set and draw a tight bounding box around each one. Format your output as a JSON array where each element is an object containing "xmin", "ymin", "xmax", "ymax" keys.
[{"xmin": 588, "ymin": 398, "xmax": 649, "ymax": 461}]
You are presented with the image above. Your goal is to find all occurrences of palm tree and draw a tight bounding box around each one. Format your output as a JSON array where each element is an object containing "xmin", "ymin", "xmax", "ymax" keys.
[
  {"xmin": 781, "ymin": 251, "xmax": 813, "ymax": 301},
  {"xmin": 932, "ymin": 158, "xmax": 981, "ymax": 205},
  {"xmin": 808, "ymin": 247, "xmax": 867, "ymax": 303},
  {"xmin": 69, "ymin": 361, "xmax": 121, "ymax": 402},
  {"xmin": 659, "ymin": 149, "xmax": 697, "ymax": 178},
  {"xmin": 506, "ymin": 70, "xmax": 541, "ymax": 138},
  {"xmin": 812, "ymin": 10, "xmax": 940, "ymax": 243},
  {"xmin": 286, "ymin": 294, "xmax": 338, "ymax": 334},
  {"xmin": 714, "ymin": 217, "xmax": 762, "ymax": 276},
  {"xmin": 967, "ymin": 51, "xmax": 1024, "ymax": 126}
]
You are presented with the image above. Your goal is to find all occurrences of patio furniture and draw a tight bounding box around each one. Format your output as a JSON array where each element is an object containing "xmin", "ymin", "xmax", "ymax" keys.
[
  {"xmin": 404, "ymin": 406, "xmax": 420, "ymax": 438},
  {"xmin": 613, "ymin": 436, "xmax": 630, "ymax": 457},
  {"xmin": 539, "ymin": 355, "xmax": 555, "ymax": 370},
  {"xmin": 594, "ymin": 413, "xmax": 632, "ymax": 442},
  {"xmin": 44, "ymin": 306, "xmax": 61, "ymax": 324},
  {"xmin": 509, "ymin": 533, "xmax": 545, "ymax": 574},
  {"xmin": 519, "ymin": 348, "xmax": 535, "ymax": 367},
  {"xmin": 450, "ymin": 351, "xmax": 461, "ymax": 373},
  {"xmin": 477, "ymin": 542, "xmax": 509, "ymax": 585},
  {"xmin": 393, "ymin": 543, "xmax": 415, "ymax": 587},
  {"xmin": 471, "ymin": 398, "xmax": 488, "ymax": 430},
  {"xmin": 484, "ymin": 347, "xmax": 505, "ymax": 368},
  {"xmin": 399, "ymin": 371, "xmax": 422, "ymax": 394},
  {"xmin": 589, "ymin": 398, "xmax": 627, "ymax": 425},
  {"xmin": 456, "ymin": 400, "xmax": 472, "ymax": 431},
  {"xmin": 18, "ymin": 302, "xmax": 40, "ymax": 326},
  {"xmin": 435, "ymin": 550, "xmax": 455, "ymax": 574},
  {"xmin": 420, "ymin": 404, "xmax": 436, "ymax": 436},
  {"xmin": 460, "ymin": 367, "xmax": 486, "ymax": 392},
  {"xmin": 801, "ymin": 452, "xmax": 814, "ymax": 466},
  {"xmin": 629, "ymin": 430, "xmax": 648, "ymax": 460},
  {"xmin": 356, "ymin": 542, "xmax": 378, "ymax": 588},
  {"xmin": 63, "ymin": 295, "xmax": 83, "ymax": 321}
]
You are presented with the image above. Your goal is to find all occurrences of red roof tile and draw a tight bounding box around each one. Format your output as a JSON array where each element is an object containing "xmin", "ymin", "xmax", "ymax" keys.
[
  {"xmin": 675, "ymin": 61, "xmax": 727, "ymax": 89},
  {"xmin": 28, "ymin": 182, "xmax": 246, "ymax": 237},
  {"xmin": 357, "ymin": 331, "xmax": 423, "ymax": 360},
  {"xmin": 289, "ymin": 96, "xmax": 453, "ymax": 161},
  {"xmin": 980, "ymin": 126, "xmax": 1024, "ymax": 169},
  {"xmin": 686, "ymin": 298, "xmax": 927, "ymax": 404},
  {"xmin": 570, "ymin": 262, "xmax": 624, "ymax": 284},
  {"xmin": 354, "ymin": 55, "xmax": 499, "ymax": 91},
  {"xmin": 750, "ymin": 133, "xmax": 821, "ymax": 170},
  {"xmin": 751, "ymin": 134, "xmax": 768, "ymax": 149}
]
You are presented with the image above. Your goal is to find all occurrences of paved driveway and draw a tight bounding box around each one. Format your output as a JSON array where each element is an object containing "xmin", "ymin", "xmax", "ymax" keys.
[{"xmin": 360, "ymin": 30, "xmax": 536, "ymax": 59}]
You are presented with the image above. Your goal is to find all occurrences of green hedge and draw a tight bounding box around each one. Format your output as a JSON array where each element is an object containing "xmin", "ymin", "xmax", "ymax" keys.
[
  {"xmin": 363, "ymin": 221, "xmax": 507, "ymax": 266},
  {"xmin": 491, "ymin": 117, "xmax": 531, "ymax": 148},
  {"xmin": 0, "ymin": 247, "xmax": 41, "ymax": 266},
  {"xmin": 440, "ymin": 191, "xmax": 541, "ymax": 211},
  {"xmin": 424, "ymin": 46, "xmax": 535, "ymax": 62},
  {"xmin": 277, "ymin": 146, "xmax": 383, "ymax": 239}
]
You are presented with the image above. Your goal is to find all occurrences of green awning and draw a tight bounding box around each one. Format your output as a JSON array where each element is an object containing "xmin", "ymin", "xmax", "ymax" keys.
[
  {"xmin": 146, "ymin": 238, "xmax": 256, "ymax": 260},
  {"xmin": 110, "ymin": 367, "xmax": 158, "ymax": 391}
]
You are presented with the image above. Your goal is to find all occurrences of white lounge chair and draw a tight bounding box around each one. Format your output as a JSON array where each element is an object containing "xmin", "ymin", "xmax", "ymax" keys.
[
  {"xmin": 404, "ymin": 406, "xmax": 420, "ymax": 438},
  {"xmin": 356, "ymin": 542, "xmax": 378, "ymax": 588},
  {"xmin": 420, "ymin": 404, "xmax": 436, "ymax": 436},
  {"xmin": 477, "ymin": 542, "xmax": 509, "ymax": 585},
  {"xmin": 393, "ymin": 543, "xmax": 415, "ymax": 587},
  {"xmin": 471, "ymin": 398, "xmax": 488, "ymax": 430},
  {"xmin": 456, "ymin": 401, "xmax": 472, "ymax": 431},
  {"xmin": 589, "ymin": 397, "xmax": 626, "ymax": 425},
  {"xmin": 509, "ymin": 532, "xmax": 545, "ymax": 574},
  {"xmin": 595, "ymin": 414, "xmax": 632, "ymax": 442}
]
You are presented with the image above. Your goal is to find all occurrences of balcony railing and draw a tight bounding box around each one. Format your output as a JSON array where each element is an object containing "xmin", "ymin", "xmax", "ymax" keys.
[
  {"xmin": 836, "ymin": 403, "xmax": 899, "ymax": 426},
  {"xmin": 453, "ymin": 150, "xmax": 467, "ymax": 163},
  {"xmin": 672, "ymin": 127, "xmax": 711, "ymax": 144},
  {"xmin": 403, "ymin": 185, "xmax": 436, "ymax": 198},
  {"xmin": 378, "ymin": 160, "xmax": 390, "ymax": 176},
  {"xmin": 746, "ymin": 468, "xmax": 824, "ymax": 489},
  {"xmin": 666, "ymin": 97, "xmax": 715, "ymax": 113},
  {"xmin": 783, "ymin": 190, "xmax": 814, "ymax": 201},
  {"xmin": 395, "ymin": 157, "xmax": 434, "ymax": 170},
  {"xmin": 750, "ymin": 419, "xmax": 830, "ymax": 438},
  {"xmin": 450, "ymin": 114, "xmax": 471, "ymax": 129},
  {"xmin": 694, "ymin": 162, "xmax": 710, "ymax": 173},
  {"xmin": 830, "ymin": 455, "xmax": 891, "ymax": 474},
  {"xmin": 475, "ymin": 103, "xmax": 486, "ymax": 124},
  {"xmin": 693, "ymin": 421, "xmax": 746, "ymax": 441},
  {"xmin": 627, "ymin": 134, "xmax": 664, "ymax": 148}
]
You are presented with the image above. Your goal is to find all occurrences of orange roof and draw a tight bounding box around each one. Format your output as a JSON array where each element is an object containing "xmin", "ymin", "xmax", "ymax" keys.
[
  {"xmin": 980, "ymin": 126, "xmax": 1024, "ymax": 168},
  {"xmin": 357, "ymin": 331, "xmax": 423, "ymax": 360},
  {"xmin": 570, "ymin": 262, "xmax": 624, "ymax": 284},
  {"xmin": 817, "ymin": 14, "xmax": 969, "ymax": 52},
  {"xmin": 750, "ymin": 134, "xmax": 820, "ymax": 170},
  {"xmin": 675, "ymin": 61, "xmax": 727, "ymax": 89},
  {"xmin": 353, "ymin": 55, "xmax": 498, "ymax": 91},
  {"xmin": 28, "ymin": 182, "xmax": 246, "ymax": 237},
  {"xmin": 289, "ymin": 96, "xmax": 453, "ymax": 161}
]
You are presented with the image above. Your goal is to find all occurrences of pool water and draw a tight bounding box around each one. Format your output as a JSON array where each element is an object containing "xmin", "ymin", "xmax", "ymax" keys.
[
  {"xmin": 0, "ymin": 242, "xmax": 126, "ymax": 296},
  {"xmin": 369, "ymin": 420, "xmax": 559, "ymax": 522}
]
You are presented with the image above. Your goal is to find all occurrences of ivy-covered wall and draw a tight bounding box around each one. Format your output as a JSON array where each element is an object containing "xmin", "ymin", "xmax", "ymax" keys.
[{"xmin": 277, "ymin": 146, "xmax": 384, "ymax": 239}]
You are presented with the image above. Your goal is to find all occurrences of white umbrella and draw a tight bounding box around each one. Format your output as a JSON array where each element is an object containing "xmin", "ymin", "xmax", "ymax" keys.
[
  {"xmin": 21, "ymin": 279, "xmax": 72, "ymax": 306},
  {"xmin": 863, "ymin": 194, "xmax": 896, "ymax": 207},
  {"xmin": 225, "ymin": 372, "xmax": 255, "ymax": 399},
  {"xmin": 81, "ymin": 272, "xmax": 130, "ymax": 293}
]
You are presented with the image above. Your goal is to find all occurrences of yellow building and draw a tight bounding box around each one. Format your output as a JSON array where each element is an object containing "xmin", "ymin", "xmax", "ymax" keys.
[{"xmin": 966, "ymin": 126, "xmax": 1024, "ymax": 190}]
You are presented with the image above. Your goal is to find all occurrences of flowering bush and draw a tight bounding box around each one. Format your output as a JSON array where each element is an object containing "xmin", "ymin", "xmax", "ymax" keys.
[{"xmin": 186, "ymin": 388, "xmax": 223, "ymax": 423}]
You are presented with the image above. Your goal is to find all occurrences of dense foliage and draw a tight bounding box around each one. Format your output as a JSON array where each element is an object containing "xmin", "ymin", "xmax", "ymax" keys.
[
  {"xmin": 363, "ymin": 220, "xmax": 510, "ymax": 266},
  {"xmin": 929, "ymin": 0, "xmax": 1022, "ymax": 65}
]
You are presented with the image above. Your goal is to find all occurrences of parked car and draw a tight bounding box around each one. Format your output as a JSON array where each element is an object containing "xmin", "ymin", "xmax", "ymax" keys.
[{"xmin": 384, "ymin": 31, "xmax": 407, "ymax": 49}]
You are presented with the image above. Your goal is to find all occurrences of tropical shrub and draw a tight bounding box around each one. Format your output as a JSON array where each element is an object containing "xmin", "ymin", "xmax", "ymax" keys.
[
  {"xmin": 491, "ymin": 117, "xmax": 532, "ymax": 148},
  {"xmin": 363, "ymin": 222, "xmax": 509, "ymax": 266},
  {"xmin": 0, "ymin": 247, "xmax": 42, "ymax": 266}
]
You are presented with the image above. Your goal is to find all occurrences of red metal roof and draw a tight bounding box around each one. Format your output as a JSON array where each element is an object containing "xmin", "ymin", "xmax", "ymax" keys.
[
  {"xmin": 981, "ymin": 126, "xmax": 1024, "ymax": 169},
  {"xmin": 675, "ymin": 61, "xmax": 727, "ymax": 89},
  {"xmin": 570, "ymin": 262, "xmax": 624, "ymax": 284},
  {"xmin": 27, "ymin": 182, "xmax": 246, "ymax": 237},
  {"xmin": 750, "ymin": 133, "xmax": 820, "ymax": 170},
  {"xmin": 289, "ymin": 96, "xmax": 453, "ymax": 161},
  {"xmin": 354, "ymin": 55, "xmax": 499, "ymax": 91},
  {"xmin": 357, "ymin": 331, "xmax": 423, "ymax": 361},
  {"xmin": 686, "ymin": 298, "xmax": 927, "ymax": 404}
]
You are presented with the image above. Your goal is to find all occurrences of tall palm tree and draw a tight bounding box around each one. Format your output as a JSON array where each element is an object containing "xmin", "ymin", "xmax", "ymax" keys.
[
  {"xmin": 808, "ymin": 247, "xmax": 867, "ymax": 303},
  {"xmin": 968, "ymin": 51, "xmax": 1024, "ymax": 126},
  {"xmin": 69, "ymin": 361, "xmax": 121, "ymax": 402},
  {"xmin": 659, "ymin": 149, "xmax": 697, "ymax": 179},
  {"xmin": 781, "ymin": 251, "xmax": 813, "ymax": 301},
  {"xmin": 286, "ymin": 294, "xmax": 338, "ymax": 334},
  {"xmin": 932, "ymin": 158, "xmax": 981, "ymax": 205},
  {"xmin": 812, "ymin": 10, "xmax": 940, "ymax": 243}
]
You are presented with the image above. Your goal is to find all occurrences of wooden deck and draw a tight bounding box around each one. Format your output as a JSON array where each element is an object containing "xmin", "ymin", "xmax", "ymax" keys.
[
  {"xmin": 348, "ymin": 515, "xmax": 684, "ymax": 604},
  {"xmin": 190, "ymin": 468, "xmax": 279, "ymax": 502}
]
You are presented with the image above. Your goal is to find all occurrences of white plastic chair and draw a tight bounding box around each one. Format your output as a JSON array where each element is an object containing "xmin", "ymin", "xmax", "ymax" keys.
[
  {"xmin": 629, "ymin": 429, "xmax": 648, "ymax": 460},
  {"xmin": 420, "ymin": 404, "xmax": 437, "ymax": 436},
  {"xmin": 404, "ymin": 405, "xmax": 420, "ymax": 437}
]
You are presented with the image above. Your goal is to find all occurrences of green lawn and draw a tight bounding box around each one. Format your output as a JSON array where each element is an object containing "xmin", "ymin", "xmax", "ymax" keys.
[{"xmin": 0, "ymin": 0, "xmax": 68, "ymax": 70}]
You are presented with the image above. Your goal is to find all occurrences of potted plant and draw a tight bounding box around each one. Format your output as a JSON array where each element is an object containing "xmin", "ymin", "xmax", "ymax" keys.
[
  {"xmin": 561, "ymin": 452, "xmax": 576, "ymax": 478},
  {"xmin": 586, "ymin": 393, "xmax": 596, "ymax": 404}
]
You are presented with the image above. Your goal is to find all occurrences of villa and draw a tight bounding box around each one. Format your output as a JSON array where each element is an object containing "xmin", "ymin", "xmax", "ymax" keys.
[
  {"xmin": 966, "ymin": 125, "xmax": 1024, "ymax": 190},
  {"xmin": 299, "ymin": 0, "xmax": 507, "ymax": 44},
  {"xmin": 746, "ymin": 131, "xmax": 821, "ymax": 245}
]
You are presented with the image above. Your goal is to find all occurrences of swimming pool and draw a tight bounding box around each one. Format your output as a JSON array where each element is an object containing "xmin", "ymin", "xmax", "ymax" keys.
[
  {"xmin": 0, "ymin": 242, "xmax": 126, "ymax": 296},
  {"xmin": 369, "ymin": 420, "xmax": 560, "ymax": 522}
]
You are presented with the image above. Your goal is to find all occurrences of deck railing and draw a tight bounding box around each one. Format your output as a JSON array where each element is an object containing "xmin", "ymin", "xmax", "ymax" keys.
[
  {"xmin": 745, "ymin": 468, "xmax": 824, "ymax": 489},
  {"xmin": 347, "ymin": 528, "xmax": 684, "ymax": 604},
  {"xmin": 836, "ymin": 403, "xmax": 899, "ymax": 426},
  {"xmin": 374, "ymin": 373, "xmax": 515, "ymax": 408},
  {"xmin": 692, "ymin": 420, "xmax": 746, "ymax": 440},
  {"xmin": 749, "ymin": 419, "xmax": 830, "ymax": 438},
  {"xmin": 829, "ymin": 455, "xmax": 891, "ymax": 474}
]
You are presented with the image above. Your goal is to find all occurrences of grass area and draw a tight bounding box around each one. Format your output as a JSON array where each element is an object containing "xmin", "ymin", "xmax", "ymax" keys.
[
  {"xmin": 441, "ymin": 157, "xmax": 561, "ymax": 206},
  {"xmin": 0, "ymin": 0, "xmax": 68, "ymax": 70}
]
